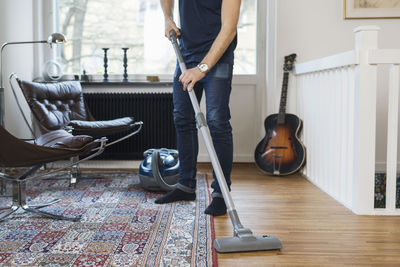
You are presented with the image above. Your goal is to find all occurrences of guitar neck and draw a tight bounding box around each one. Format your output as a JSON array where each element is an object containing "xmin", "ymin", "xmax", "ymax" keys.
[{"xmin": 278, "ymin": 71, "xmax": 289, "ymax": 124}]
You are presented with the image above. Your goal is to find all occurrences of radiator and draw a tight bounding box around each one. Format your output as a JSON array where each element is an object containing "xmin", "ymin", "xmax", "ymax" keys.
[{"xmin": 83, "ymin": 92, "xmax": 176, "ymax": 160}]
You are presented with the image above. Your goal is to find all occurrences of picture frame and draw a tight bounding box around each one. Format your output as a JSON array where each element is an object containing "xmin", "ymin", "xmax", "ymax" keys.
[{"xmin": 344, "ymin": 0, "xmax": 400, "ymax": 19}]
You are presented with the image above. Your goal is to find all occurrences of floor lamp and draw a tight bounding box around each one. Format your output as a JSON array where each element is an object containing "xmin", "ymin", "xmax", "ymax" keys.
[
  {"xmin": 0, "ymin": 32, "xmax": 67, "ymax": 127},
  {"xmin": 0, "ymin": 33, "xmax": 66, "ymax": 195}
]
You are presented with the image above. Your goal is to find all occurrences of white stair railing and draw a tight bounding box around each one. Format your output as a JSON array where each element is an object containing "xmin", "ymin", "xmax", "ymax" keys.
[{"xmin": 294, "ymin": 26, "xmax": 400, "ymax": 215}]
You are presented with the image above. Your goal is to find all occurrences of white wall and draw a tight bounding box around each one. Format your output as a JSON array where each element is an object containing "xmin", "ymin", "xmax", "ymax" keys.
[
  {"xmin": 0, "ymin": 0, "xmax": 35, "ymax": 138},
  {"xmin": 0, "ymin": 0, "xmax": 56, "ymax": 139},
  {"xmin": 269, "ymin": 0, "xmax": 400, "ymax": 170}
]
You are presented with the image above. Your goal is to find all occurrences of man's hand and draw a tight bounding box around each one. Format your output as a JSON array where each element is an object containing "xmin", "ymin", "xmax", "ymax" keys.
[
  {"xmin": 179, "ymin": 67, "xmax": 206, "ymax": 91},
  {"xmin": 160, "ymin": 0, "xmax": 180, "ymax": 39},
  {"xmin": 165, "ymin": 18, "xmax": 180, "ymax": 40}
]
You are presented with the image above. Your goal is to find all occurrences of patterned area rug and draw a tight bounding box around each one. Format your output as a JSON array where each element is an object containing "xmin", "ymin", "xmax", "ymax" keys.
[
  {"xmin": 0, "ymin": 172, "xmax": 217, "ymax": 266},
  {"xmin": 375, "ymin": 172, "xmax": 400, "ymax": 208}
]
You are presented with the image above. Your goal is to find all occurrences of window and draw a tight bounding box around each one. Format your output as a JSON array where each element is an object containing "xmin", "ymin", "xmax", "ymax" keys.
[
  {"xmin": 57, "ymin": 0, "xmax": 256, "ymax": 76},
  {"xmin": 235, "ymin": 0, "xmax": 257, "ymax": 74}
]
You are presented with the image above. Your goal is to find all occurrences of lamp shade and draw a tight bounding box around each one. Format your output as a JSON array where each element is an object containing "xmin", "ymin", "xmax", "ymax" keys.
[{"xmin": 47, "ymin": 33, "xmax": 67, "ymax": 44}]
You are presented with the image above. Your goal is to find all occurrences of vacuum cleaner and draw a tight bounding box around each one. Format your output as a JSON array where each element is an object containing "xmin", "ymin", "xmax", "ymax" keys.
[
  {"xmin": 139, "ymin": 148, "xmax": 179, "ymax": 191},
  {"xmin": 169, "ymin": 30, "xmax": 282, "ymax": 253}
]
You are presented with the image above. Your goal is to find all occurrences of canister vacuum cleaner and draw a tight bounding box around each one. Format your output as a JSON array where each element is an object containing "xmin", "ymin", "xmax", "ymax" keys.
[{"xmin": 139, "ymin": 148, "xmax": 179, "ymax": 192}]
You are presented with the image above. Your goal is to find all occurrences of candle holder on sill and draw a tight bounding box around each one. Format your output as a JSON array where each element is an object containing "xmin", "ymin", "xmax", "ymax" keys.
[
  {"xmin": 80, "ymin": 69, "xmax": 89, "ymax": 82},
  {"xmin": 122, "ymin": 47, "xmax": 129, "ymax": 82},
  {"xmin": 102, "ymin": 48, "xmax": 109, "ymax": 82}
]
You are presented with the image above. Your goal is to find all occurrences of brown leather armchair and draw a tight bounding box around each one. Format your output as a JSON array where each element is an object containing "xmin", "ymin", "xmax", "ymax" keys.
[
  {"xmin": 10, "ymin": 75, "xmax": 143, "ymax": 184},
  {"xmin": 16, "ymin": 79, "xmax": 142, "ymax": 138},
  {"xmin": 0, "ymin": 125, "xmax": 106, "ymax": 222}
]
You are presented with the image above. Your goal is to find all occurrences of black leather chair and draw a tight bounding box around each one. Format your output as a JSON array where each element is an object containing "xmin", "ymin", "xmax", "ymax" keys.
[
  {"xmin": 0, "ymin": 125, "xmax": 106, "ymax": 222},
  {"xmin": 10, "ymin": 75, "xmax": 143, "ymax": 184}
]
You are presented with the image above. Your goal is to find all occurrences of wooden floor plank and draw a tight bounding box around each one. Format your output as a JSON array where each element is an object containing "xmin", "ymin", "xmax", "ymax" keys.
[{"xmin": 198, "ymin": 163, "xmax": 400, "ymax": 267}]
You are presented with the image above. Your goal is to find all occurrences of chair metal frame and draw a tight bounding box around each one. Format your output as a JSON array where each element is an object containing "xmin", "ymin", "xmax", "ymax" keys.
[{"xmin": 0, "ymin": 131, "xmax": 106, "ymax": 222}]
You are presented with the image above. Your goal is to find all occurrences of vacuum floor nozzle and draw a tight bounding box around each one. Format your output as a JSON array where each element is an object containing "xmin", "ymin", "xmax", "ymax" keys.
[{"xmin": 214, "ymin": 235, "xmax": 282, "ymax": 253}]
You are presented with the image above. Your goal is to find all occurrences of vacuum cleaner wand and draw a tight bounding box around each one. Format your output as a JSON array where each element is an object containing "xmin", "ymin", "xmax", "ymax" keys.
[{"xmin": 169, "ymin": 30, "xmax": 282, "ymax": 253}]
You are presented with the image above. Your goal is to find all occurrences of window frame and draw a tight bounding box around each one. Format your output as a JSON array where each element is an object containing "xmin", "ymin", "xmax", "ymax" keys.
[{"xmin": 43, "ymin": 0, "xmax": 265, "ymax": 85}]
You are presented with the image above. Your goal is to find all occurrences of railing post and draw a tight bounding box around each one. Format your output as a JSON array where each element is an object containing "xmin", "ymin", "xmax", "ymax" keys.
[{"xmin": 352, "ymin": 26, "xmax": 379, "ymax": 214}]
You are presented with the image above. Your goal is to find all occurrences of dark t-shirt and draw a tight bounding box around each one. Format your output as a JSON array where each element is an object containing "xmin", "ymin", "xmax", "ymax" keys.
[{"xmin": 179, "ymin": 0, "xmax": 237, "ymax": 65}]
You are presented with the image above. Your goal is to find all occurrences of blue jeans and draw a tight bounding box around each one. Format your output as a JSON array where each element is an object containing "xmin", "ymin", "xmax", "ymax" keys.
[{"xmin": 173, "ymin": 62, "xmax": 233, "ymax": 195}]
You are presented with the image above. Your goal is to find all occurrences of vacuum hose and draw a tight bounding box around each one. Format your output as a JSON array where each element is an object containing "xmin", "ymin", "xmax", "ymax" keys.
[{"xmin": 151, "ymin": 149, "xmax": 179, "ymax": 191}]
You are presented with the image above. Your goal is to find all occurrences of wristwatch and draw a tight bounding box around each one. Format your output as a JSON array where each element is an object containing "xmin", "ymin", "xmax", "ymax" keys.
[{"xmin": 197, "ymin": 63, "xmax": 209, "ymax": 73}]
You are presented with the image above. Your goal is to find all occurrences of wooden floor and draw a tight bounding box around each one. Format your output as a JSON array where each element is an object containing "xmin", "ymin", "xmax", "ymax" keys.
[{"xmin": 198, "ymin": 163, "xmax": 400, "ymax": 267}]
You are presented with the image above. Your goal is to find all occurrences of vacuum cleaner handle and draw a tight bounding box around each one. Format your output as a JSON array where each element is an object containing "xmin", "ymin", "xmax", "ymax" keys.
[
  {"xmin": 170, "ymin": 31, "xmax": 187, "ymax": 73},
  {"xmin": 169, "ymin": 29, "xmax": 238, "ymax": 218},
  {"xmin": 169, "ymin": 30, "xmax": 204, "ymax": 118},
  {"xmin": 169, "ymin": 30, "xmax": 282, "ymax": 253}
]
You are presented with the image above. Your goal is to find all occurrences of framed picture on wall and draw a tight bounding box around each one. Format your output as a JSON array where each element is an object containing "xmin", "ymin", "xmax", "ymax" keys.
[{"xmin": 344, "ymin": 0, "xmax": 400, "ymax": 19}]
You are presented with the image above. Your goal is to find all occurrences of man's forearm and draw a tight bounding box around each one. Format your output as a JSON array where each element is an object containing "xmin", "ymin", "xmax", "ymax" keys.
[
  {"xmin": 201, "ymin": 25, "xmax": 237, "ymax": 69},
  {"xmin": 160, "ymin": 0, "xmax": 174, "ymax": 20},
  {"xmin": 160, "ymin": 0, "xmax": 180, "ymax": 38},
  {"xmin": 201, "ymin": 0, "xmax": 241, "ymax": 70}
]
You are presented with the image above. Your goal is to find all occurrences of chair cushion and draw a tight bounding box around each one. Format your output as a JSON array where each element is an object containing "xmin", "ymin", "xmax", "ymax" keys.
[
  {"xmin": 34, "ymin": 129, "xmax": 93, "ymax": 149},
  {"xmin": 69, "ymin": 117, "xmax": 135, "ymax": 136},
  {"xmin": 18, "ymin": 80, "xmax": 89, "ymax": 132}
]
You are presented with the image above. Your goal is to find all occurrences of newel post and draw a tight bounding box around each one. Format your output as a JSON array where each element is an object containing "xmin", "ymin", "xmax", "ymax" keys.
[{"xmin": 352, "ymin": 26, "xmax": 379, "ymax": 214}]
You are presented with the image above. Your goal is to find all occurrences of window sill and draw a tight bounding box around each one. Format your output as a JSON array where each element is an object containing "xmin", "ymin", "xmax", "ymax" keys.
[
  {"xmin": 60, "ymin": 74, "xmax": 173, "ymax": 83},
  {"xmin": 80, "ymin": 81, "xmax": 173, "ymax": 87},
  {"xmin": 56, "ymin": 73, "xmax": 258, "ymax": 86}
]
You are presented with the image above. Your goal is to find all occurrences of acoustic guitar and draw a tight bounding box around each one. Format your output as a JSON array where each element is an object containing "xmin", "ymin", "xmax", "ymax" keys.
[{"xmin": 254, "ymin": 54, "xmax": 306, "ymax": 175}]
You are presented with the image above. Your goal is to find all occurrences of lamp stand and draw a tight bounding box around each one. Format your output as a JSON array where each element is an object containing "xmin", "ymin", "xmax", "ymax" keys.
[{"xmin": 0, "ymin": 40, "xmax": 47, "ymax": 126}]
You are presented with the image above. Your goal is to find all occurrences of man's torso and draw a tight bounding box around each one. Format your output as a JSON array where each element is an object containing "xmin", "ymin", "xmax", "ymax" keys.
[{"xmin": 179, "ymin": 0, "xmax": 237, "ymax": 64}]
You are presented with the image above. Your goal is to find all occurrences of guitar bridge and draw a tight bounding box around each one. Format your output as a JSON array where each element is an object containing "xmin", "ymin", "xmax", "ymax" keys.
[{"xmin": 271, "ymin": 146, "xmax": 288, "ymax": 150}]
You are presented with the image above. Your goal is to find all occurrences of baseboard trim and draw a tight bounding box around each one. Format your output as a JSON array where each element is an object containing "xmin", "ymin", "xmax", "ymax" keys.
[
  {"xmin": 51, "ymin": 155, "xmax": 254, "ymax": 170},
  {"xmin": 51, "ymin": 160, "xmax": 142, "ymax": 170},
  {"xmin": 198, "ymin": 153, "xmax": 253, "ymax": 162},
  {"xmin": 375, "ymin": 162, "xmax": 400, "ymax": 172},
  {"xmin": 52, "ymin": 160, "xmax": 393, "ymax": 171}
]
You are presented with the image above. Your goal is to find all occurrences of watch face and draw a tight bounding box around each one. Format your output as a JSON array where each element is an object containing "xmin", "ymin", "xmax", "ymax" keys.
[{"xmin": 198, "ymin": 63, "xmax": 209, "ymax": 73}]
